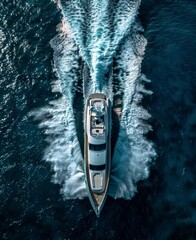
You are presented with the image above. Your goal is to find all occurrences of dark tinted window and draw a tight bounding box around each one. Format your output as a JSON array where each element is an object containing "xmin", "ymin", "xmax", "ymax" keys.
[
  {"xmin": 89, "ymin": 164, "xmax": 106, "ymax": 171},
  {"xmin": 89, "ymin": 143, "xmax": 106, "ymax": 151}
]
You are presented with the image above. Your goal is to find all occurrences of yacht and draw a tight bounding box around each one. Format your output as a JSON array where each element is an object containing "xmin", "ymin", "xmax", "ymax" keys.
[{"xmin": 84, "ymin": 93, "xmax": 111, "ymax": 216}]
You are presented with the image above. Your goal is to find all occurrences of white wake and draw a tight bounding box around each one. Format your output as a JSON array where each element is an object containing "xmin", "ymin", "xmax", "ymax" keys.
[{"xmin": 32, "ymin": 0, "xmax": 156, "ymax": 200}]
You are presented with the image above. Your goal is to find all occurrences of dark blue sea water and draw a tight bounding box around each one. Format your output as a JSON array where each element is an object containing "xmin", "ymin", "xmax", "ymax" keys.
[{"xmin": 0, "ymin": 0, "xmax": 195, "ymax": 239}]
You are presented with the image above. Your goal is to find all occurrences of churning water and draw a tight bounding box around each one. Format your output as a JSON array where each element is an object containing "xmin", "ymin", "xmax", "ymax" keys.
[{"xmin": 31, "ymin": 0, "xmax": 156, "ymax": 200}]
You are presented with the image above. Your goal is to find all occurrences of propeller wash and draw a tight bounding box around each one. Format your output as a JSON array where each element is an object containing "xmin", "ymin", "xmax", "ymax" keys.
[{"xmin": 31, "ymin": 0, "xmax": 156, "ymax": 204}]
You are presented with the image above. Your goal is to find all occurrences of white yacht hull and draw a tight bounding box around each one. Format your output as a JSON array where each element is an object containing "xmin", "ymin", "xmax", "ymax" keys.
[{"xmin": 84, "ymin": 93, "xmax": 111, "ymax": 216}]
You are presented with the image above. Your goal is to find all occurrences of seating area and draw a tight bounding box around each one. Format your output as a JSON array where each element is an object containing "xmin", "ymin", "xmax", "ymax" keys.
[
  {"xmin": 90, "ymin": 100, "xmax": 105, "ymax": 116},
  {"xmin": 90, "ymin": 100, "xmax": 105, "ymax": 137}
]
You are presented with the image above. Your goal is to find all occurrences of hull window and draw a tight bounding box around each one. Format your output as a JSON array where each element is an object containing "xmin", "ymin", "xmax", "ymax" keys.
[
  {"xmin": 89, "ymin": 143, "xmax": 106, "ymax": 151},
  {"xmin": 90, "ymin": 164, "xmax": 106, "ymax": 171}
]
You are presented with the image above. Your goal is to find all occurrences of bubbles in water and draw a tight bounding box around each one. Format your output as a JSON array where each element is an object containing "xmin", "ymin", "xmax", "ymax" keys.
[{"xmin": 32, "ymin": 0, "xmax": 156, "ymax": 200}]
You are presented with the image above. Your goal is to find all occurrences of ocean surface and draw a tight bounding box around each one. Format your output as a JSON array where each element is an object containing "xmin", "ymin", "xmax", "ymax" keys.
[{"xmin": 0, "ymin": 0, "xmax": 195, "ymax": 239}]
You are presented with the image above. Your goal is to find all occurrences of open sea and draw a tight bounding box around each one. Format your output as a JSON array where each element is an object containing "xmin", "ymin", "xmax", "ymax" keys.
[{"xmin": 0, "ymin": 0, "xmax": 195, "ymax": 239}]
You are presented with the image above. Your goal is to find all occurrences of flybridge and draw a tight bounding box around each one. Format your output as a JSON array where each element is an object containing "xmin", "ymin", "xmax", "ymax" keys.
[
  {"xmin": 84, "ymin": 93, "xmax": 111, "ymax": 216},
  {"xmin": 90, "ymin": 99, "xmax": 106, "ymax": 137},
  {"xmin": 90, "ymin": 100, "xmax": 106, "ymax": 116}
]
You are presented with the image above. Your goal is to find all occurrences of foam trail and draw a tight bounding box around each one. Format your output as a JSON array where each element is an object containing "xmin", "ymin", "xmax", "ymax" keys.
[
  {"xmin": 30, "ymin": 20, "xmax": 87, "ymax": 199},
  {"xmin": 33, "ymin": 0, "xmax": 156, "ymax": 200},
  {"xmin": 108, "ymin": 22, "xmax": 156, "ymax": 198},
  {"xmin": 59, "ymin": 0, "xmax": 141, "ymax": 92}
]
